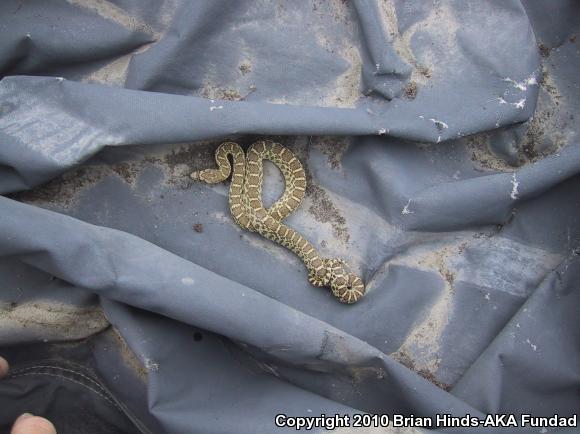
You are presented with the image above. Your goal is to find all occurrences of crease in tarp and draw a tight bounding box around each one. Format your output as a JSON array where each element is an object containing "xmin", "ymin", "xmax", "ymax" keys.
[
  {"xmin": 0, "ymin": 194, "xmax": 482, "ymax": 419},
  {"xmin": 0, "ymin": 74, "xmax": 539, "ymax": 194}
]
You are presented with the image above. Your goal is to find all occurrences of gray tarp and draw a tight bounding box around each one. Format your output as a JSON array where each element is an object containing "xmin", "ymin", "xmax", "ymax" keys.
[{"xmin": 0, "ymin": 0, "xmax": 579, "ymax": 433}]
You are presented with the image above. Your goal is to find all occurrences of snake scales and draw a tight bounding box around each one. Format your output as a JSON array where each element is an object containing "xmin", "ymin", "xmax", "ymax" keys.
[{"xmin": 190, "ymin": 140, "xmax": 365, "ymax": 304}]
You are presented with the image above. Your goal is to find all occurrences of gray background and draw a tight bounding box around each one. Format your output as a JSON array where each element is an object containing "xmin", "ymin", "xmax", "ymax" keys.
[{"xmin": 0, "ymin": 0, "xmax": 579, "ymax": 432}]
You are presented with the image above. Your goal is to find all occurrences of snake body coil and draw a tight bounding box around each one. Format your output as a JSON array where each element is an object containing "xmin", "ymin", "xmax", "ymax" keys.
[{"xmin": 191, "ymin": 141, "xmax": 365, "ymax": 304}]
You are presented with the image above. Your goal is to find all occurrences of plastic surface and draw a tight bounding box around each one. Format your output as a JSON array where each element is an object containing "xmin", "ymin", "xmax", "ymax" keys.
[{"xmin": 0, "ymin": 1, "xmax": 579, "ymax": 433}]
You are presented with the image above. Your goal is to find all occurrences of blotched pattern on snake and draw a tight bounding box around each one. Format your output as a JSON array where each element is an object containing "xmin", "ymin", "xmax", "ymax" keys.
[{"xmin": 190, "ymin": 140, "xmax": 365, "ymax": 303}]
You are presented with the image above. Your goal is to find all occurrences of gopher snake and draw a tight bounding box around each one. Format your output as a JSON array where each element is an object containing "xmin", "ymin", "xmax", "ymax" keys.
[{"xmin": 190, "ymin": 140, "xmax": 365, "ymax": 304}]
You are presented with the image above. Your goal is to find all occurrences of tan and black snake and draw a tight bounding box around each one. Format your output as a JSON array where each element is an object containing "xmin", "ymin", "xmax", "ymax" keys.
[{"xmin": 190, "ymin": 140, "xmax": 365, "ymax": 303}]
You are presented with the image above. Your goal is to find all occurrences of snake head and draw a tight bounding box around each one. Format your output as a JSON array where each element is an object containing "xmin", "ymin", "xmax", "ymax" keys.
[
  {"xmin": 190, "ymin": 169, "xmax": 221, "ymax": 184},
  {"xmin": 327, "ymin": 259, "xmax": 365, "ymax": 304}
]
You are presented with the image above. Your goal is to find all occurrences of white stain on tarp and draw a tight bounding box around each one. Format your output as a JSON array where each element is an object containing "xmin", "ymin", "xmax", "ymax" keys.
[
  {"xmin": 181, "ymin": 277, "xmax": 195, "ymax": 285},
  {"xmin": 503, "ymin": 75, "xmax": 538, "ymax": 92},
  {"xmin": 144, "ymin": 358, "xmax": 159, "ymax": 371},
  {"xmin": 525, "ymin": 338, "xmax": 537, "ymax": 352},
  {"xmin": 1, "ymin": 97, "xmax": 122, "ymax": 167},
  {"xmin": 512, "ymin": 98, "xmax": 526, "ymax": 109},
  {"xmin": 450, "ymin": 237, "xmax": 561, "ymax": 297},
  {"xmin": 510, "ymin": 173, "xmax": 519, "ymax": 200},
  {"xmin": 401, "ymin": 199, "xmax": 414, "ymax": 215},
  {"xmin": 429, "ymin": 118, "xmax": 449, "ymax": 129}
]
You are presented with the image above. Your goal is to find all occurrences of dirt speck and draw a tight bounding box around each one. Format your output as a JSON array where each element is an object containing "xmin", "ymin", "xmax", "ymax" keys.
[
  {"xmin": 417, "ymin": 65, "xmax": 432, "ymax": 78},
  {"xmin": 87, "ymin": 53, "xmax": 132, "ymax": 86},
  {"xmin": 9, "ymin": 166, "xmax": 113, "ymax": 209},
  {"xmin": 404, "ymin": 81, "xmax": 418, "ymax": 99},
  {"xmin": 110, "ymin": 162, "xmax": 139, "ymax": 184},
  {"xmin": 441, "ymin": 269, "xmax": 455, "ymax": 286},
  {"xmin": 388, "ymin": 240, "xmax": 469, "ymax": 386},
  {"xmin": 201, "ymin": 84, "xmax": 242, "ymax": 101},
  {"xmin": 8, "ymin": 140, "xmax": 225, "ymax": 208},
  {"xmin": 378, "ymin": 0, "xmax": 457, "ymax": 85},
  {"xmin": 110, "ymin": 327, "xmax": 148, "ymax": 382},
  {"xmin": 192, "ymin": 223, "xmax": 203, "ymax": 233},
  {"xmin": 8, "ymin": 158, "xmax": 145, "ymax": 209},
  {"xmin": 0, "ymin": 301, "xmax": 109, "ymax": 342},
  {"xmin": 311, "ymin": 1, "xmax": 362, "ymax": 108},
  {"xmin": 312, "ymin": 136, "xmax": 351, "ymax": 170},
  {"xmin": 349, "ymin": 365, "xmax": 387, "ymax": 387},
  {"xmin": 307, "ymin": 184, "xmax": 350, "ymax": 243},
  {"xmin": 538, "ymin": 43, "xmax": 551, "ymax": 58},
  {"xmin": 161, "ymin": 141, "xmax": 219, "ymax": 187},
  {"xmin": 392, "ymin": 349, "xmax": 450, "ymax": 391},
  {"xmin": 517, "ymin": 68, "xmax": 570, "ymax": 164},
  {"xmin": 239, "ymin": 61, "xmax": 252, "ymax": 75},
  {"xmin": 467, "ymin": 134, "xmax": 515, "ymax": 172},
  {"xmin": 570, "ymin": 34, "xmax": 577, "ymax": 43},
  {"xmin": 164, "ymin": 146, "xmax": 201, "ymax": 170},
  {"xmin": 222, "ymin": 89, "xmax": 242, "ymax": 101},
  {"xmin": 65, "ymin": 0, "xmax": 158, "ymax": 38},
  {"xmin": 329, "ymin": 44, "xmax": 363, "ymax": 108},
  {"xmin": 286, "ymin": 136, "xmax": 351, "ymax": 245},
  {"xmin": 418, "ymin": 245, "xmax": 458, "ymax": 293}
]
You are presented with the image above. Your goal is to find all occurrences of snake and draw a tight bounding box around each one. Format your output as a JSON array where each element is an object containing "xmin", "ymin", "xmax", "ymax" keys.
[{"xmin": 190, "ymin": 140, "xmax": 365, "ymax": 304}]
